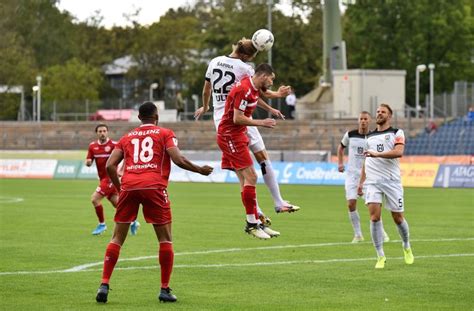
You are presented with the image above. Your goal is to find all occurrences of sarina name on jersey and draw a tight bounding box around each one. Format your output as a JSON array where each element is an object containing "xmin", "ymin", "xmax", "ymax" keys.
[{"xmin": 217, "ymin": 61, "xmax": 234, "ymax": 69}]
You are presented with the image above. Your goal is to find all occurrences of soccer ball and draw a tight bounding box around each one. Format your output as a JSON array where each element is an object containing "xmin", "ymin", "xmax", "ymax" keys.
[{"xmin": 251, "ymin": 29, "xmax": 274, "ymax": 52}]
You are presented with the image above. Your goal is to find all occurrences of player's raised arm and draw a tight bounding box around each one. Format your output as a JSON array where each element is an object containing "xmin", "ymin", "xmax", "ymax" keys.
[
  {"xmin": 106, "ymin": 149, "xmax": 124, "ymax": 191},
  {"xmin": 262, "ymin": 85, "xmax": 291, "ymax": 98},
  {"xmin": 195, "ymin": 80, "xmax": 212, "ymax": 120},
  {"xmin": 167, "ymin": 147, "xmax": 213, "ymax": 176}
]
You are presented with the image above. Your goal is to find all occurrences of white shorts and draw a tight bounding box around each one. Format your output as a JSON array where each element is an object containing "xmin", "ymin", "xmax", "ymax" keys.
[
  {"xmin": 365, "ymin": 182, "xmax": 404, "ymax": 212},
  {"xmin": 345, "ymin": 174, "xmax": 363, "ymax": 201},
  {"xmin": 246, "ymin": 126, "xmax": 265, "ymax": 153}
]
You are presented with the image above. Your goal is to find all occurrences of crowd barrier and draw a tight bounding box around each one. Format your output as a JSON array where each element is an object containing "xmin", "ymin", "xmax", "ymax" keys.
[{"xmin": 1, "ymin": 159, "xmax": 472, "ymax": 188}]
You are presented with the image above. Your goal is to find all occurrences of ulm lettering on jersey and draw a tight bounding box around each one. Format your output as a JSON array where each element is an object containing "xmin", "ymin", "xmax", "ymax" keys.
[
  {"xmin": 128, "ymin": 129, "xmax": 160, "ymax": 137},
  {"xmin": 216, "ymin": 94, "xmax": 227, "ymax": 101},
  {"xmin": 126, "ymin": 163, "xmax": 158, "ymax": 170},
  {"xmin": 217, "ymin": 62, "xmax": 234, "ymax": 70}
]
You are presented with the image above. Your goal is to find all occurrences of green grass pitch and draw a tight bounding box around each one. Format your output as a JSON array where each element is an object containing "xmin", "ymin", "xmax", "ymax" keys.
[{"xmin": 0, "ymin": 179, "xmax": 473, "ymax": 310}]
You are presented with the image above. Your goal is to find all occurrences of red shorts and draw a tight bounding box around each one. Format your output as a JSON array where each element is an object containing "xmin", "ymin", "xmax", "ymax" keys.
[
  {"xmin": 96, "ymin": 179, "xmax": 118, "ymax": 200},
  {"xmin": 115, "ymin": 188, "xmax": 172, "ymax": 225},
  {"xmin": 217, "ymin": 133, "xmax": 253, "ymax": 170}
]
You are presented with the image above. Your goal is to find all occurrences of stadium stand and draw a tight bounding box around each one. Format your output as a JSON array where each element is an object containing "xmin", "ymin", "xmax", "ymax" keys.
[
  {"xmin": 1, "ymin": 118, "xmax": 428, "ymax": 154},
  {"xmin": 405, "ymin": 117, "xmax": 474, "ymax": 155}
]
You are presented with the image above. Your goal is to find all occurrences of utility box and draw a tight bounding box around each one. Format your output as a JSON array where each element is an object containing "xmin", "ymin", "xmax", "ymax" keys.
[{"xmin": 333, "ymin": 69, "xmax": 406, "ymax": 118}]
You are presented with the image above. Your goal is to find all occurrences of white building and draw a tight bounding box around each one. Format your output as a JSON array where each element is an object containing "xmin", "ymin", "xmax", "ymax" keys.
[{"xmin": 333, "ymin": 69, "xmax": 406, "ymax": 118}]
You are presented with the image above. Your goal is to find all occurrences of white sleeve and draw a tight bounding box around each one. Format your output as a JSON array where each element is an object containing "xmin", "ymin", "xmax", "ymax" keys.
[
  {"xmin": 205, "ymin": 60, "xmax": 213, "ymax": 81},
  {"xmin": 395, "ymin": 129, "xmax": 405, "ymax": 145},
  {"xmin": 341, "ymin": 132, "xmax": 349, "ymax": 147}
]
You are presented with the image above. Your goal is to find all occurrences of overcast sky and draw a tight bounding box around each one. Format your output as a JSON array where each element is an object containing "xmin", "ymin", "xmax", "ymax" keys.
[
  {"xmin": 56, "ymin": 0, "xmax": 193, "ymax": 28},
  {"xmin": 55, "ymin": 0, "xmax": 315, "ymax": 28}
]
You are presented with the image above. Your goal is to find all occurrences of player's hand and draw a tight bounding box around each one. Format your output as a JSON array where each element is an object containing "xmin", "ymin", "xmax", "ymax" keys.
[
  {"xmin": 194, "ymin": 107, "xmax": 208, "ymax": 120},
  {"xmin": 364, "ymin": 150, "xmax": 379, "ymax": 158},
  {"xmin": 338, "ymin": 164, "xmax": 345, "ymax": 173},
  {"xmin": 277, "ymin": 85, "xmax": 291, "ymax": 97},
  {"xmin": 357, "ymin": 183, "xmax": 364, "ymax": 196},
  {"xmin": 261, "ymin": 118, "xmax": 276, "ymax": 128},
  {"xmin": 270, "ymin": 108, "xmax": 285, "ymax": 120},
  {"xmin": 199, "ymin": 165, "xmax": 214, "ymax": 176}
]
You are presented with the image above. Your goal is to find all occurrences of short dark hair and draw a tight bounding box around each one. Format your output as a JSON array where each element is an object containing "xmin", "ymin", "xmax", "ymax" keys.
[
  {"xmin": 95, "ymin": 124, "xmax": 108, "ymax": 132},
  {"xmin": 139, "ymin": 101, "xmax": 158, "ymax": 119},
  {"xmin": 254, "ymin": 63, "xmax": 274, "ymax": 76},
  {"xmin": 360, "ymin": 111, "xmax": 371, "ymax": 117},
  {"xmin": 379, "ymin": 103, "xmax": 393, "ymax": 115}
]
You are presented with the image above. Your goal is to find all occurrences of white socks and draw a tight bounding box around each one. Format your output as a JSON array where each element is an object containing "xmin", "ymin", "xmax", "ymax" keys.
[
  {"xmin": 396, "ymin": 220, "xmax": 411, "ymax": 249},
  {"xmin": 349, "ymin": 211, "xmax": 362, "ymax": 237},
  {"xmin": 370, "ymin": 220, "xmax": 385, "ymax": 257},
  {"xmin": 260, "ymin": 159, "xmax": 285, "ymax": 207}
]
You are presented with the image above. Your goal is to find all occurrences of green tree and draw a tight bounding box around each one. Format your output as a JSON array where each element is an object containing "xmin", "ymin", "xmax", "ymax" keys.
[
  {"xmin": 344, "ymin": 0, "xmax": 474, "ymax": 106},
  {"xmin": 42, "ymin": 58, "xmax": 103, "ymax": 116}
]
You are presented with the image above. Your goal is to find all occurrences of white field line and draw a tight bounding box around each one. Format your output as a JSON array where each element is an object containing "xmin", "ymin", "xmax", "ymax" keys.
[
  {"xmin": 0, "ymin": 196, "xmax": 24, "ymax": 204},
  {"xmin": 1, "ymin": 253, "xmax": 473, "ymax": 276},
  {"xmin": 0, "ymin": 237, "xmax": 473, "ymax": 276}
]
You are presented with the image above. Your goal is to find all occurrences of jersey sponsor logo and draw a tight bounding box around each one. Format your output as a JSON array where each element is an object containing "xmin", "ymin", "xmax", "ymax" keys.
[
  {"xmin": 377, "ymin": 144, "xmax": 384, "ymax": 152},
  {"xmin": 239, "ymin": 99, "xmax": 248, "ymax": 110},
  {"xmin": 126, "ymin": 163, "xmax": 158, "ymax": 170}
]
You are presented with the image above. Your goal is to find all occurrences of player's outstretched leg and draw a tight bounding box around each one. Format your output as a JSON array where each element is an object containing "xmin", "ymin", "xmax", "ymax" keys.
[
  {"xmin": 158, "ymin": 287, "xmax": 177, "ymax": 303},
  {"xmin": 96, "ymin": 283, "xmax": 109, "ymax": 303},
  {"xmin": 257, "ymin": 158, "xmax": 301, "ymax": 214}
]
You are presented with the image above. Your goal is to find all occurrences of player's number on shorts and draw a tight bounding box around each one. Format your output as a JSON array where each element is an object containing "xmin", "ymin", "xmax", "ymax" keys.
[
  {"xmin": 131, "ymin": 137, "xmax": 154, "ymax": 163},
  {"xmin": 212, "ymin": 69, "xmax": 236, "ymax": 94},
  {"xmin": 398, "ymin": 198, "xmax": 403, "ymax": 208}
]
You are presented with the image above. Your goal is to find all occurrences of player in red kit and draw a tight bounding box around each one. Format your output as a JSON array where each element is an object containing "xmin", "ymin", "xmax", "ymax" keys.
[
  {"xmin": 217, "ymin": 63, "xmax": 279, "ymax": 240},
  {"xmin": 86, "ymin": 124, "xmax": 139, "ymax": 236},
  {"xmin": 95, "ymin": 102, "xmax": 213, "ymax": 304}
]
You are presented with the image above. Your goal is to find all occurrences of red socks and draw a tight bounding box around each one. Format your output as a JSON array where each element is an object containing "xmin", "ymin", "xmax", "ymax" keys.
[
  {"xmin": 94, "ymin": 204, "xmax": 105, "ymax": 223},
  {"xmin": 242, "ymin": 185, "xmax": 258, "ymax": 220},
  {"xmin": 100, "ymin": 241, "xmax": 175, "ymax": 288},
  {"xmin": 101, "ymin": 242, "xmax": 121, "ymax": 284},
  {"xmin": 159, "ymin": 242, "xmax": 174, "ymax": 288}
]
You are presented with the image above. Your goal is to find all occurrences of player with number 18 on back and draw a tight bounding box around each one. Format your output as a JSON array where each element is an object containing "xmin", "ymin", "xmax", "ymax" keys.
[{"xmin": 95, "ymin": 102, "xmax": 213, "ymax": 304}]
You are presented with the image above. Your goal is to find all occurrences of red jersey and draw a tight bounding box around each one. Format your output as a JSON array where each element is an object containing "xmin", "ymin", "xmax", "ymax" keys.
[
  {"xmin": 116, "ymin": 124, "xmax": 177, "ymax": 191},
  {"xmin": 218, "ymin": 76, "xmax": 260, "ymax": 137},
  {"xmin": 86, "ymin": 139, "xmax": 117, "ymax": 181}
]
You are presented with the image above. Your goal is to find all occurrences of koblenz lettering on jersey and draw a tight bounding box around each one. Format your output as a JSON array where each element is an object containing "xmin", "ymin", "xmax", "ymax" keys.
[{"xmin": 128, "ymin": 129, "xmax": 160, "ymax": 137}]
